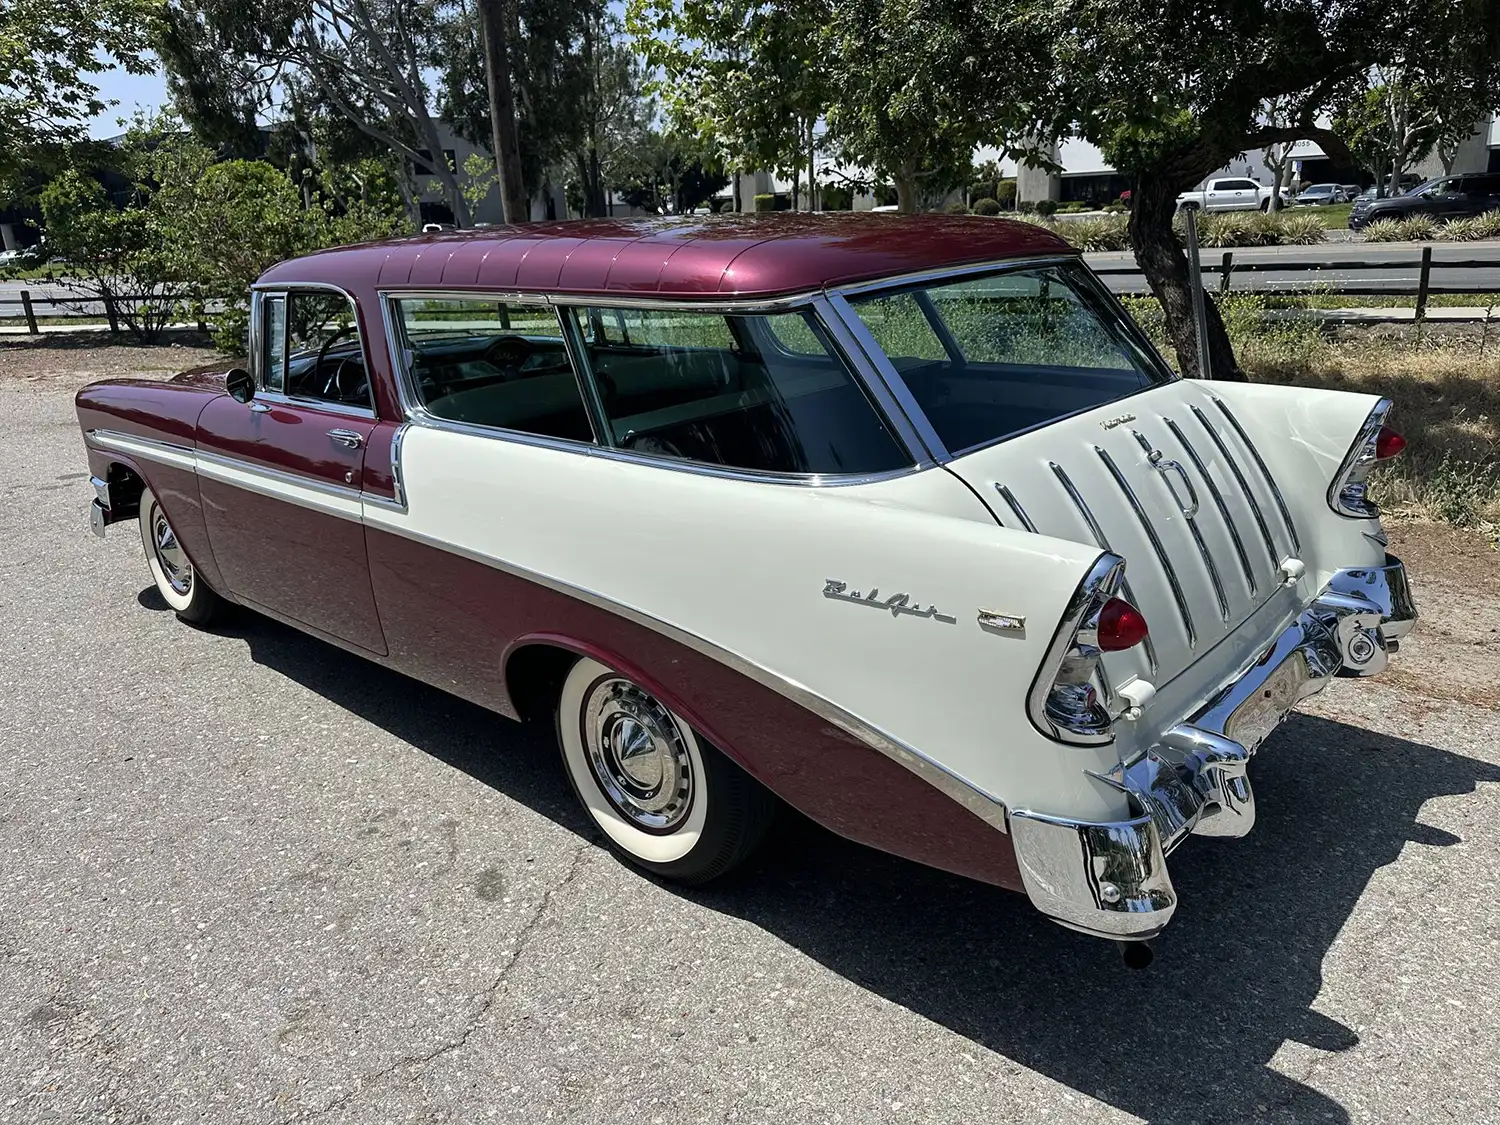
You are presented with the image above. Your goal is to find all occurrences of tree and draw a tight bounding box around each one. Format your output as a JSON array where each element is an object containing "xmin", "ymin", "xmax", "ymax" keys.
[
  {"xmin": 1334, "ymin": 66, "xmax": 1496, "ymax": 191},
  {"xmin": 627, "ymin": 0, "xmax": 829, "ymax": 211},
  {"xmin": 1, "ymin": 0, "xmax": 159, "ymax": 190},
  {"xmin": 475, "ymin": 0, "xmax": 528, "ymax": 222},
  {"xmin": 1259, "ymin": 98, "xmax": 1299, "ymax": 212},
  {"xmin": 159, "ymin": 0, "xmax": 471, "ymax": 225},
  {"xmin": 1022, "ymin": 0, "xmax": 1500, "ymax": 380},
  {"xmin": 611, "ymin": 130, "xmax": 730, "ymax": 214}
]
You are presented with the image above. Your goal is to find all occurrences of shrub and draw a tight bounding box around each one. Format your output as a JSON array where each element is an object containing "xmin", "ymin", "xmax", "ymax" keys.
[
  {"xmin": 1364, "ymin": 215, "xmax": 1436, "ymax": 241},
  {"xmin": 1054, "ymin": 214, "xmax": 1131, "ymax": 251},
  {"xmin": 1016, "ymin": 200, "xmax": 1037, "ymax": 214},
  {"xmin": 820, "ymin": 184, "xmax": 853, "ymax": 211},
  {"xmin": 943, "ymin": 200, "xmax": 970, "ymax": 214},
  {"xmin": 972, "ymin": 197, "xmax": 1002, "ymax": 216},
  {"xmin": 753, "ymin": 193, "xmax": 776, "ymax": 212},
  {"xmin": 1196, "ymin": 212, "xmax": 1274, "ymax": 248},
  {"xmin": 968, "ymin": 180, "xmax": 998, "ymax": 205},
  {"xmin": 1034, "ymin": 199, "xmax": 1059, "ymax": 216},
  {"xmin": 1104, "ymin": 201, "xmax": 1127, "ymax": 214},
  {"xmin": 1362, "ymin": 218, "xmax": 1405, "ymax": 242},
  {"xmin": 1437, "ymin": 212, "xmax": 1500, "ymax": 241},
  {"xmin": 1057, "ymin": 201, "xmax": 1090, "ymax": 213},
  {"xmin": 995, "ymin": 180, "xmax": 1017, "ymax": 208},
  {"xmin": 1271, "ymin": 213, "xmax": 1327, "ymax": 245}
]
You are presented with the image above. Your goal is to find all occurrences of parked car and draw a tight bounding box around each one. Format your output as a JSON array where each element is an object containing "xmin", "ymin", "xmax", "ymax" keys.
[
  {"xmin": 75, "ymin": 215, "xmax": 1416, "ymax": 951},
  {"xmin": 1349, "ymin": 173, "xmax": 1500, "ymax": 229},
  {"xmin": 1294, "ymin": 183, "xmax": 1349, "ymax": 206},
  {"xmin": 1176, "ymin": 177, "xmax": 1290, "ymax": 212}
]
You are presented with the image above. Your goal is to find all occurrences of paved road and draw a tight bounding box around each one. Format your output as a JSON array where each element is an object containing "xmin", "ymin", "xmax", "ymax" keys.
[
  {"xmin": 1084, "ymin": 240, "xmax": 1500, "ymax": 296},
  {"xmin": 3, "ymin": 357, "xmax": 1499, "ymax": 1124}
]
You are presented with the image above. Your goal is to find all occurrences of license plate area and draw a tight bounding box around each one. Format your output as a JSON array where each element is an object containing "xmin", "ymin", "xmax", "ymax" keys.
[{"xmin": 1224, "ymin": 650, "xmax": 1309, "ymax": 753}]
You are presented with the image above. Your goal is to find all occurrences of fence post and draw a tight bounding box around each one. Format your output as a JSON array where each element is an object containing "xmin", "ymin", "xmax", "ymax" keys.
[
  {"xmin": 1219, "ymin": 251, "xmax": 1234, "ymax": 294},
  {"xmin": 20, "ymin": 289, "xmax": 39, "ymax": 335},
  {"xmin": 103, "ymin": 293, "xmax": 120, "ymax": 335},
  {"xmin": 1414, "ymin": 246, "xmax": 1432, "ymax": 323}
]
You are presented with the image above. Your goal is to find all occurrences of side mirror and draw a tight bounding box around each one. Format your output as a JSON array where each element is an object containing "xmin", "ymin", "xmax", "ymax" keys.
[{"xmin": 225, "ymin": 367, "xmax": 255, "ymax": 404}]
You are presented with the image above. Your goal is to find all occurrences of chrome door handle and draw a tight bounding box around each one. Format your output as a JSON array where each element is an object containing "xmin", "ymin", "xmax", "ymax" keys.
[
  {"xmin": 328, "ymin": 428, "xmax": 365, "ymax": 450},
  {"xmin": 1148, "ymin": 449, "xmax": 1200, "ymax": 518}
]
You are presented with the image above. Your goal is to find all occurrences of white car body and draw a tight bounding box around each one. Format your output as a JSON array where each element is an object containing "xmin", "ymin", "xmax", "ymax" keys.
[{"xmin": 77, "ymin": 216, "xmax": 1416, "ymax": 947}]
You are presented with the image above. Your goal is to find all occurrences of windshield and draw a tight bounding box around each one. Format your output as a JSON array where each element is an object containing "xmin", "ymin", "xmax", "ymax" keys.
[{"xmin": 846, "ymin": 263, "xmax": 1169, "ymax": 454}]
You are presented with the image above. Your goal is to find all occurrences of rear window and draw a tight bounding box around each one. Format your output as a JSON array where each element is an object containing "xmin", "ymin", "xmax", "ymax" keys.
[
  {"xmin": 564, "ymin": 305, "xmax": 909, "ymax": 476},
  {"xmin": 848, "ymin": 264, "xmax": 1167, "ymax": 454}
]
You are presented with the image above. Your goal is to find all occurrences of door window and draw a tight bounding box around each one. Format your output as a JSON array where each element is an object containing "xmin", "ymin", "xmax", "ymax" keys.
[
  {"xmin": 565, "ymin": 304, "xmax": 910, "ymax": 476},
  {"xmin": 260, "ymin": 289, "xmax": 373, "ymax": 410},
  {"xmin": 394, "ymin": 297, "xmax": 595, "ymax": 443}
]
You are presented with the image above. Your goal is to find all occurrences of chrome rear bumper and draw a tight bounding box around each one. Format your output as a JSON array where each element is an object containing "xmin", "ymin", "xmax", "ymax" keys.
[{"xmin": 1010, "ymin": 555, "xmax": 1416, "ymax": 941}]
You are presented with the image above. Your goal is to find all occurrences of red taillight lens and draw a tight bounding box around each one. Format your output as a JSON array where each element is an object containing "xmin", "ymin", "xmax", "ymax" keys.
[
  {"xmin": 1096, "ymin": 597, "xmax": 1149, "ymax": 652},
  {"xmin": 1375, "ymin": 425, "xmax": 1406, "ymax": 460}
]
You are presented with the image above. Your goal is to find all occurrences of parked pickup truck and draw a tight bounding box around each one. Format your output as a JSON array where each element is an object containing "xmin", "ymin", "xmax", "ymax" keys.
[{"xmin": 1176, "ymin": 178, "xmax": 1289, "ymax": 213}]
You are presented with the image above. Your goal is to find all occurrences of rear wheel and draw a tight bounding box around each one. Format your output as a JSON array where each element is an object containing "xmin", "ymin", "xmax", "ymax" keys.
[
  {"xmin": 556, "ymin": 657, "xmax": 775, "ymax": 884},
  {"xmin": 138, "ymin": 488, "xmax": 223, "ymax": 626}
]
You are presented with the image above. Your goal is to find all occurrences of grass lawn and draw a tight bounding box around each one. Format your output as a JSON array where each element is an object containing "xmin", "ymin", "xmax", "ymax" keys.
[{"xmin": 1283, "ymin": 201, "xmax": 1353, "ymax": 228}]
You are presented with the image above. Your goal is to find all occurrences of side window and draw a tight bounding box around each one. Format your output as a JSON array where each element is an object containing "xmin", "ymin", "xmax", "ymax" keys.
[
  {"xmin": 261, "ymin": 294, "xmax": 286, "ymax": 393},
  {"xmin": 284, "ymin": 290, "xmax": 371, "ymax": 409},
  {"xmin": 566, "ymin": 304, "xmax": 910, "ymax": 476},
  {"xmin": 395, "ymin": 297, "xmax": 595, "ymax": 443}
]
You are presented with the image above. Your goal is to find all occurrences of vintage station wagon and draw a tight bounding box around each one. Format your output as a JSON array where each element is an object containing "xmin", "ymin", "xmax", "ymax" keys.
[{"xmin": 76, "ymin": 215, "xmax": 1416, "ymax": 955}]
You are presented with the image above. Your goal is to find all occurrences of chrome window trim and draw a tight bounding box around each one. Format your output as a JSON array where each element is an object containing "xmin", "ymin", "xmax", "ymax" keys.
[
  {"xmin": 545, "ymin": 290, "xmax": 822, "ymax": 314},
  {"xmin": 377, "ymin": 288, "xmax": 934, "ymax": 489},
  {"xmin": 250, "ymin": 281, "xmax": 378, "ymax": 419},
  {"xmin": 831, "ymin": 259, "xmax": 1178, "ymax": 465}
]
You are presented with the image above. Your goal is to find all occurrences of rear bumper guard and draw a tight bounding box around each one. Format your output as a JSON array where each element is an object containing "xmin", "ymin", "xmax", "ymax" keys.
[{"xmin": 1010, "ymin": 555, "xmax": 1416, "ymax": 941}]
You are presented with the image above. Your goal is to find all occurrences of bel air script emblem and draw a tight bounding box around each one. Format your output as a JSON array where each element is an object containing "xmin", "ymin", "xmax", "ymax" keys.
[{"xmin": 823, "ymin": 579, "xmax": 957, "ymax": 624}]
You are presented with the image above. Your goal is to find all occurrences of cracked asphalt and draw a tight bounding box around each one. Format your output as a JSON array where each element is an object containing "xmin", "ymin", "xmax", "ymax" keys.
[{"xmin": 3, "ymin": 343, "xmax": 1499, "ymax": 1125}]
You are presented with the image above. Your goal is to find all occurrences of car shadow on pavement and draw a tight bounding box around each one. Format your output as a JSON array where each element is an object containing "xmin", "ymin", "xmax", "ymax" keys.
[{"xmin": 207, "ymin": 599, "xmax": 1499, "ymax": 1125}]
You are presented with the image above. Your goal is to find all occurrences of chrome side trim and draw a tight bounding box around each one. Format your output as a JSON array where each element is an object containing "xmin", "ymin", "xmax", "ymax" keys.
[
  {"xmin": 1048, "ymin": 462, "xmax": 1159, "ymax": 674},
  {"xmin": 1133, "ymin": 431, "xmax": 1227, "ymax": 623},
  {"xmin": 195, "ymin": 449, "xmax": 364, "ymax": 523},
  {"xmin": 1163, "ymin": 416, "xmax": 1258, "ymax": 597},
  {"xmin": 252, "ymin": 389, "xmax": 377, "ymax": 421},
  {"xmin": 386, "ymin": 420, "xmax": 410, "ymax": 511},
  {"xmin": 1189, "ymin": 403, "xmax": 1278, "ymax": 571},
  {"xmin": 1096, "ymin": 445, "xmax": 1196, "ymax": 648},
  {"xmin": 87, "ymin": 429, "xmax": 197, "ymax": 472},
  {"xmin": 993, "ymin": 483, "xmax": 1039, "ymax": 532},
  {"xmin": 1213, "ymin": 397, "xmax": 1300, "ymax": 552},
  {"xmin": 360, "ymin": 512, "xmax": 1013, "ymax": 834}
]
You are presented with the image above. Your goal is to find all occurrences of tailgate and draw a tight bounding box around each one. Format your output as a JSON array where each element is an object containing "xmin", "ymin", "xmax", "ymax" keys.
[{"xmin": 944, "ymin": 378, "xmax": 1301, "ymax": 686}]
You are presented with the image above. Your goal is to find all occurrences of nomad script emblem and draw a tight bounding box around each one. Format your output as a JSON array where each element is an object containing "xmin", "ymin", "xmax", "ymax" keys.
[{"xmin": 823, "ymin": 579, "xmax": 957, "ymax": 624}]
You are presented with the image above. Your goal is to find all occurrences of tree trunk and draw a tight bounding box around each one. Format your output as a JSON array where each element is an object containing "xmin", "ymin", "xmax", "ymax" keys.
[
  {"xmin": 587, "ymin": 147, "xmax": 605, "ymax": 217},
  {"xmin": 895, "ymin": 165, "xmax": 918, "ymax": 213},
  {"xmin": 806, "ymin": 116, "xmax": 817, "ymax": 212},
  {"xmin": 1130, "ymin": 173, "xmax": 1245, "ymax": 382},
  {"xmin": 478, "ymin": 0, "xmax": 528, "ymax": 225}
]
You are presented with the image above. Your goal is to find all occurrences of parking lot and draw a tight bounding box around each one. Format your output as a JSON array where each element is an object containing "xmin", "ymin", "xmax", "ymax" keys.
[{"xmin": 3, "ymin": 341, "xmax": 1498, "ymax": 1125}]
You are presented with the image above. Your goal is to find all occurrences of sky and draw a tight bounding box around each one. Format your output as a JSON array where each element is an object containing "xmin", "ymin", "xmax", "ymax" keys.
[{"xmin": 87, "ymin": 59, "xmax": 171, "ymax": 138}]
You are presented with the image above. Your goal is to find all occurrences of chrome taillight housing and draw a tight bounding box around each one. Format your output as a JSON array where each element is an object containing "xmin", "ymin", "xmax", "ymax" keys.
[
  {"xmin": 1328, "ymin": 399, "xmax": 1404, "ymax": 519},
  {"xmin": 1027, "ymin": 554, "xmax": 1150, "ymax": 746}
]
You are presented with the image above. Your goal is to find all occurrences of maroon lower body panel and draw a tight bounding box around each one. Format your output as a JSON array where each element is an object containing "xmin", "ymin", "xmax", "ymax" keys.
[{"xmin": 367, "ymin": 527, "xmax": 1023, "ymax": 891}]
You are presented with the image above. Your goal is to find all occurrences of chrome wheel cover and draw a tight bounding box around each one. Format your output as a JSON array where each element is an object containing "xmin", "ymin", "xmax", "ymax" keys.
[
  {"xmin": 581, "ymin": 677, "xmax": 694, "ymax": 833},
  {"xmin": 151, "ymin": 507, "xmax": 193, "ymax": 596}
]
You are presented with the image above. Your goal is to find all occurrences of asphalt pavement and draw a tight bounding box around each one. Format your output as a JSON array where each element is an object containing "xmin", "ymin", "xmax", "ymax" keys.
[{"xmin": 2, "ymin": 357, "xmax": 1498, "ymax": 1124}]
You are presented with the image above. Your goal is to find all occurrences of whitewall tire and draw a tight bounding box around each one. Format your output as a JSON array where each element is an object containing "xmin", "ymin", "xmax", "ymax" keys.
[
  {"xmin": 138, "ymin": 488, "xmax": 223, "ymax": 626},
  {"xmin": 556, "ymin": 657, "xmax": 775, "ymax": 884}
]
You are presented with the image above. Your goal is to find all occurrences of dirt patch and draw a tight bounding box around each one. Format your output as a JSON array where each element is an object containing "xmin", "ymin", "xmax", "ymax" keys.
[{"xmin": 0, "ymin": 337, "xmax": 221, "ymax": 390}]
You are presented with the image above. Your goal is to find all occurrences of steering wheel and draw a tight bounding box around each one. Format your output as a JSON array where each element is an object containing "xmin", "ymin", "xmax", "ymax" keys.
[
  {"xmin": 481, "ymin": 334, "xmax": 533, "ymax": 379},
  {"xmin": 315, "ymin": 325, "xmax": 358, "ymax": 391}
]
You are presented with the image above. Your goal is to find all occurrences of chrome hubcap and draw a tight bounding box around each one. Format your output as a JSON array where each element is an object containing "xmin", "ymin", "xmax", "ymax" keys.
[
  {"xmin": 582, "ymin": 678, "xmax": 694, "ymax": 833},
  {"xmin": 151, "ymin": 508, "xmax": 192, "ymax": 596}
]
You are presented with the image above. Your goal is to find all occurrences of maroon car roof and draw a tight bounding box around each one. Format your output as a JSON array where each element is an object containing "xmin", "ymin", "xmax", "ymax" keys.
[{"xmin": 256, "ymin": 213, "xmax": 1076, "ymax": 299}]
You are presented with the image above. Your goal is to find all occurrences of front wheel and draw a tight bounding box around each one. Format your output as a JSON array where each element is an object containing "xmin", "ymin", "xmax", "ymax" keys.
[
  {"xmin": 138, "ymin": 488, "xmax": 224, "ymax": 626},
  {"xmin": 556, "ymin": 657, "xmax": 775, "ymax": 884}
]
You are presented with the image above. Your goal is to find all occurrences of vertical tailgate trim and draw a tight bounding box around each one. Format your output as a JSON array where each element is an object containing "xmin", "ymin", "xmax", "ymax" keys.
[
  {"xmin": 1163, "ymin": 416, "xmax": 1258, "ymax": 597},
  {"xmin": 1189, "ymin": 404, "xmax": 1279, "ymax": 573},
  {"xmin": 1095, "ymin": 445, "xmax": 1197, "ymax": 649},
  {"xmin": 1213, "ymin": 397, "xmax": 1301, "ymax": 553},
  {"xmin": 1048, "ymin": 461, "xmax": 1160, "ymax": 674}
]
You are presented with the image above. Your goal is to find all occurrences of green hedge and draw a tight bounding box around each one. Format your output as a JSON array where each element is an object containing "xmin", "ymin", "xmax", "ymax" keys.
[{"xmin": 753, "ymin": 193, "xmax": 776, "ymax": 212}]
